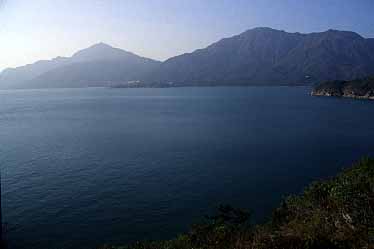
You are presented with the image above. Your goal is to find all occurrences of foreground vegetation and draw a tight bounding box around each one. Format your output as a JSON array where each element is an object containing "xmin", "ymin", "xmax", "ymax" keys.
[{"xmin": 103, "ymin": 158, "xmax": 374, "ymax": 249}]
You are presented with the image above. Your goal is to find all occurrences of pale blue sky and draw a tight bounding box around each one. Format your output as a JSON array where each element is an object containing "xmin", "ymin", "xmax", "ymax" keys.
[{"xmin": 1, "ymin": 0, "xmax": 373, "ymax": 71}]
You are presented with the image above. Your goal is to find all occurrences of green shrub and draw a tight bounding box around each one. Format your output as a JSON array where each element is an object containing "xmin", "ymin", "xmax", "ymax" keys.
[{"xmin": 105, "ymin": 158, "xmax": 374, "ymax": 249}]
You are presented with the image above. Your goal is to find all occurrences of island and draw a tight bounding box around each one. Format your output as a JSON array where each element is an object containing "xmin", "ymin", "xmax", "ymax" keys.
[{"xmin": 311, "ymin": 77, "xmax": 374, "ymax": 100}]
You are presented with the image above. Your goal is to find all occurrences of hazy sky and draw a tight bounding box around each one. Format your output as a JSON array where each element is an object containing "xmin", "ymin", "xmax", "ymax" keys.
[{"xmin": 1, "ymin": 0, "xmax": 374, "ymax": 72}]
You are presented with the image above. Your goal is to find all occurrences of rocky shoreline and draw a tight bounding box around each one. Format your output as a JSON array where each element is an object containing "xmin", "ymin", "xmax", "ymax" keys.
[{"xmin": 311, "ymin": 77, "xmax": 374, "ymax": 100}]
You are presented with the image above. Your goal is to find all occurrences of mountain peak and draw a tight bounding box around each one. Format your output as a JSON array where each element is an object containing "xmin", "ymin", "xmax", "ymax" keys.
[
  {"xmin": 75, "ymin": 42, "xmax": 117, "ymax": 54},
  {"xmin": 71, "ymin": 43, "xmax": 136, "ymax": 62},
  {"xmin": 88, "ymin": 42, "xmax": 114, "ymax": 49},
  {"xmin": 241, "ymin": 27, "xmax": 364, "ymax": 40},
  {"xmin": 306, "ymin": 29, "xmax": 363, "ymax": 40},
  {"xmin": 252, "ymin": 27, "xmax": 282, "ymax": 32},
  {"xmin": 244, "ymin": 27, "xmax": 286, "ymax": 34}
]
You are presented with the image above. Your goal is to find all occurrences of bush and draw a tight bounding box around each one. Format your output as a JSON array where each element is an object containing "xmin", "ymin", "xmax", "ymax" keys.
[{"xmin": 105, "ymin": 158, "xmax": 374, "ymax": 249}]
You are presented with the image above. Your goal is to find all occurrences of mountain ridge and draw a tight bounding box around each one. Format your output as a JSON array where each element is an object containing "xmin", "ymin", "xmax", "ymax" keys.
[
  {"xmin": 141, "ymin": 27, "xmax": 374, "ymax": 86},
  {"xmin": 0, "ymin": 43, "xmax": 161, "ymax": 89},
  {"xmin": 2, "ymin": 28, "xmax": 374, "ymax": 89}
]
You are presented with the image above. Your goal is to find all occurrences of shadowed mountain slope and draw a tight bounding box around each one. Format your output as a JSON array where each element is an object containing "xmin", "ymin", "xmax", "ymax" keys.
[{"xmin": 143, "ymin": 28, "xmax": 374, "ymax": 86}]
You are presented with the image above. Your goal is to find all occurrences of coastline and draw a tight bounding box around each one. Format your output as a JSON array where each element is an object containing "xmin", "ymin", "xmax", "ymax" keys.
[{"xmin": 311, "ymin": 91, "xmax": 374, "ymax": 100}]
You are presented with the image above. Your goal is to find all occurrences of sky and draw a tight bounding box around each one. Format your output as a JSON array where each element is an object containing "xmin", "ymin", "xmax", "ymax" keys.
[{"xmin": 0, "ymin": 0, "xmax": 374, "ymax": 72}]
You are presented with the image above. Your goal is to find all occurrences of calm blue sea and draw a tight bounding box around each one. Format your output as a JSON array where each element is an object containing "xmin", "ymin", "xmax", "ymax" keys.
[{"xmin": 0, "ymin": 87, "xmax": 373, "ymax": 249}]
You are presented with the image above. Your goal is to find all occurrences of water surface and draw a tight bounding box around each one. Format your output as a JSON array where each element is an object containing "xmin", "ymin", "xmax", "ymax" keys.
[{"xmin": 0, "ymin": 87, "xmax": 373, "ymax": 249}]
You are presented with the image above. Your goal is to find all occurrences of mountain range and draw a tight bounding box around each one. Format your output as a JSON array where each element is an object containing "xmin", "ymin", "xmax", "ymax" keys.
[
  {"xmin": 0, "ymin": 43, "xmax": 160, "ymax": 89},
  {"xmin": 2, "ymin": 27, "xmax": 374, "ymax": 89}
]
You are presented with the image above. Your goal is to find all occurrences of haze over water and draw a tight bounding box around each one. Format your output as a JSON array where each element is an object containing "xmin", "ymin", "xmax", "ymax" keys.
[{"xmin": 0, "ymin": 86, "xmax": 373, "ymax": 249}]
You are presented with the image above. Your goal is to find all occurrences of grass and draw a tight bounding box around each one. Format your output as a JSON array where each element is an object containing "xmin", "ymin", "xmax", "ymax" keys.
[{"xmin": 102, "ymin": 157, "xmax": 374, "ymax": 249}]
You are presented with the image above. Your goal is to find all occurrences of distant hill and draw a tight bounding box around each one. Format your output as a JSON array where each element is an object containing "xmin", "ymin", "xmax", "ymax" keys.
[
  {"xmin": 0, "ymin": 56, "xmax": 71, "ymax": 89},
  {"xmin": 0, "ymin": 43, "xmax": 160, "ymax": 89},
  {"xmin": 2, "ymin": 28, "xmax": 374, "ymax": 89},
  {"xmin": 311, "ymin": 76, "xmax": 374, "ymax": 100},
  {"xmin": 142, "ymin": 28, "xmax": 374, "ymax": 86}
]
